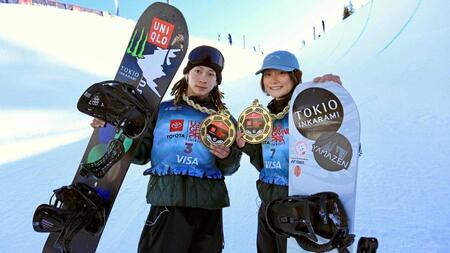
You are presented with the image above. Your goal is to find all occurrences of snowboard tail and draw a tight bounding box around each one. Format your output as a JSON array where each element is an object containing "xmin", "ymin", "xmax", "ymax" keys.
[{"xmin": 33, "ymin": 3, "xmax": 189, "ymax": 253}]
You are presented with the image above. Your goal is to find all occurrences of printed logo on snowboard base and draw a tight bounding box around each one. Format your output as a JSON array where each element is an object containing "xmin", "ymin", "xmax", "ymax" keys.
[
  {"xmin": 118, "ymin": 65, "xmax": 141, "ymax": 82},
  {"xmin": 294, "ymin": 140, "xmax": 308, "ymax": 158},
  {"xmin": 148, "ymin": 17, "xmax": 174, "ymax": 48},
  {"xmin": 293, "ymin": 165, "xmax": 302, "ymax": 177},
  {"xmin": 312, "ymin": 133, "xmax": 352, "ymax": 172},
  {"xmin": 292, "ymin": 88, "xmax": 343, "ymax": 140}
]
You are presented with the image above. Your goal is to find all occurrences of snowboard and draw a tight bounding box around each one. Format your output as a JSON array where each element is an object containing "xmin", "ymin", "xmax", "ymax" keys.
[
  {"xmin": 36, "ymin": 3, "xmax": 188, "ymax": 253},
  {"xmin": 287, "ymin": 81, "xmax": 360, "ymax": 252}
]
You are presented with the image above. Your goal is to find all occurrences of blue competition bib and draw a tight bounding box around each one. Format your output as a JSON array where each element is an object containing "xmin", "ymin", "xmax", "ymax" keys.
[
  {"xmin": 144, "ymin": 100, "xmax": 223, "ymax": 179},
  {"xmin": 260, "ymin": 116, "xmax": 289, "ymax": 186}
]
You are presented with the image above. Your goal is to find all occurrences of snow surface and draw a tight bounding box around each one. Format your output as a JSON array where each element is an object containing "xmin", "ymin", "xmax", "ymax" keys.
[{"xmin": 0, "ymin": 0, "xmax": 449, "ymax": 252}]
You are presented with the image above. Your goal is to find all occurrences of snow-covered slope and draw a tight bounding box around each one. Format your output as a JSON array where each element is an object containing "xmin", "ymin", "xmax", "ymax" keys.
[{"xmin": 0, "ymin": 0, "xmax": 449, "ymax": 252}]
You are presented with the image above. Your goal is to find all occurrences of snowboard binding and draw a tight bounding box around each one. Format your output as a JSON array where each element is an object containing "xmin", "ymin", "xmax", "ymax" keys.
[
  {"xmin": 77, "ymin": 80, "xmax": 153, "ymax": 178},
  {"xmin": 266, "ymin": 192, "xmax": 355, "ymax": 253},
  {"xmin": 33, "ymin": 183, "xmax": 106, "ymax": 253},
  {"xmin": 77, "ymin": 80, "xmax": 152, "ymax": 139}
]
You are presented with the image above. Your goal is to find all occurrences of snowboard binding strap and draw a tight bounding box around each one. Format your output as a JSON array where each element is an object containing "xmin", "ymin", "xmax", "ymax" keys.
[
  {"xmin": 79, "ymin": 131, "xmax": 126, "ymax": 178},
  {"xmin": 266, "ymin": 192, "xmax": 355, "ymax": 252},
  {"xmin": 33, "ymin": 183, "xmax": 106, "ymax": 253}
]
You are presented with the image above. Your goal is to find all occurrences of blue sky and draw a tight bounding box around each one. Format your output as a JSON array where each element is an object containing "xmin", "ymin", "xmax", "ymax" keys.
[{"xmin": 63, "ymin": 0, "xmax": 369, "ymax": 53}]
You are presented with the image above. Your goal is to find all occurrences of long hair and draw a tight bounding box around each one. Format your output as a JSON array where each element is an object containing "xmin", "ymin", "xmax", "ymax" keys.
[{"xmin": 170, "ymin": 77, "xmax": 227, "ymax": 111}]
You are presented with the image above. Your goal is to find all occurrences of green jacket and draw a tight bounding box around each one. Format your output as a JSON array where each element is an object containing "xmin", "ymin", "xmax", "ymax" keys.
[
  {"xmin": 241, "ymin": 97, "xmax": 290, "ymax": 204},
  {"xmin": 132, "ymin": 97, "xmax": 242, "ymax": 209}
]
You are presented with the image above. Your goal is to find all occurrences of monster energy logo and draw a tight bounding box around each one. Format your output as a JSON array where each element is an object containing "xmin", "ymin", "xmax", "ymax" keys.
[{"xmin": 127, "ymin": 28, "xmax": 148, "ymax": 58}]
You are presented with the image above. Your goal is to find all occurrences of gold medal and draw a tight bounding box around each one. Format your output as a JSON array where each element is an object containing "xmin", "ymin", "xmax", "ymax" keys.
[
  {"xmin": 238, "ymin": 99, "xmax": 273, "ymax": 144},
  {"xmin": 200, "ymin": 112, "xmax": 236, "ymax": 149}
]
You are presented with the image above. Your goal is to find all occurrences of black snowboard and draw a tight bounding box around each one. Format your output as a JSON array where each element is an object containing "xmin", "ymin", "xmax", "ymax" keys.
[{"xmin": 37, "ymin": 3, "xmax": 188, "ymax": 252}]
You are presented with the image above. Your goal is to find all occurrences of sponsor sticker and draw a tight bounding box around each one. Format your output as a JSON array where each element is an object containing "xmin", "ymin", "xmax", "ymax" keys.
[
  {"xmin": 293, "ymin": 165, "xmax": 302, "ymax": 177},
  {"xmin": 312, "ymin": 133, "xmax": 352, "ymax": 172},
  {"xmin": 292, "ymin": 88, "xmax": 344, "ymax": 140},
  {"xmin": 148, "ymin": 17, "xmax": 174, "ymax": 48},
  {"xmin": 294, "ymin": 140, "xmax": 308, "ymax": 157}
]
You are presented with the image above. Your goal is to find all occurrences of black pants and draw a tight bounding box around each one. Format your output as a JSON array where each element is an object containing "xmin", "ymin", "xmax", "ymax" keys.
[
  {"xmin": 138, "ymin": 206, "xmax": 224, "ymax": 253},
  {"xmin": 257, "ymin": 203, "xmax": 287, "ymax": 253}
]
